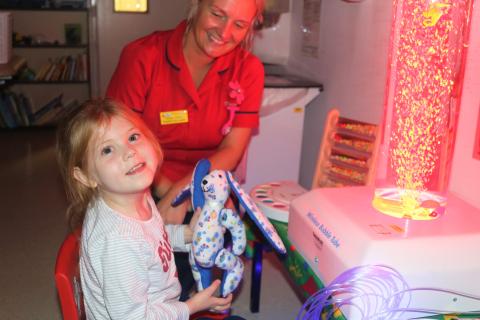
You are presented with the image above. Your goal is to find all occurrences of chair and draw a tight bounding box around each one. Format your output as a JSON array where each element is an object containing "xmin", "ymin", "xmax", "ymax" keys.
[{"xmin": 54, "ymin": 229, "xmax": 85, "ymax": 320}]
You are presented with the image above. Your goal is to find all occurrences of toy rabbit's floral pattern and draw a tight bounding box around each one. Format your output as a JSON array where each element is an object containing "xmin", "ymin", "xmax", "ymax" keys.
[{"xmin": 172, "ymin": 159, "xmax": 286, "ymax": 297}]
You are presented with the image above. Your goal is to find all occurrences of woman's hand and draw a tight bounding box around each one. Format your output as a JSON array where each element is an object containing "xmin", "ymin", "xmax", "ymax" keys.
[
  {"xmin": 155, "ymin": 174, "xmax": 192, "ymax": 224},
  {"xmin": 152, "ymin": 173, "xmax": 173, "ymax": 200},
  {"xmin": 184, "ymin": 207, "xmax": 201, "ymax": 243},
  {"xmin": 186, "ymin": 279, "xmax": 232, "ymax": 314},
  {"xmin": 157, "ymin": 196, "xmax": 190, "ymax": 225}
]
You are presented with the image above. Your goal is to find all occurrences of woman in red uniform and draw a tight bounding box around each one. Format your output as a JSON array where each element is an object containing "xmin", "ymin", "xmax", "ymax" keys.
[{"xmin": 107, "ymin": 0, "xmax": 265, "ymax": 301}]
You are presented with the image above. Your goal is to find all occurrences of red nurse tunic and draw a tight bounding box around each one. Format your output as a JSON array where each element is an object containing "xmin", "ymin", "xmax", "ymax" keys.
[{"xmin": 107, "ymin": 21, "xmax": 264, "ymax": 182}]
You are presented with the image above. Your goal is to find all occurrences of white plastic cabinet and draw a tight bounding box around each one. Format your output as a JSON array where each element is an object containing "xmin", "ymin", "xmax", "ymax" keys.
[{"xmin": 241, "ymin": 87, "xmax": 320, "ymax": 192}]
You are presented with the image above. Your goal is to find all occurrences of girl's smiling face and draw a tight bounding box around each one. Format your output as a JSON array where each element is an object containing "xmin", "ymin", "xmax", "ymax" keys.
[
  {"xmin": 191, "ymin": 0, "xmax": 257, "ymax": 59},
  {"xmin": 83, "ymin": 116, "xmax": 160, "ymax": 200}
]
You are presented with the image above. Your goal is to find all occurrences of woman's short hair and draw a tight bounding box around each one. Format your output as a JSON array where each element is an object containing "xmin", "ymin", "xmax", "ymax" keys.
[{"xmin": 186, "ymin": 0, "xmax": 265, "ymax": 51}]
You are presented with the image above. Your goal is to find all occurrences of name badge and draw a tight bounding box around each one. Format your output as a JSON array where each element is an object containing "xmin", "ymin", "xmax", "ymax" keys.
[{"xmin": 160, "ymin": 110, "xmax": 189, "ymax": 125}]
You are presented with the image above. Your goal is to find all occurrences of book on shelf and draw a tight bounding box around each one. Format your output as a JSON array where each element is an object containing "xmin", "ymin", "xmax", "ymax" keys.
[
  {"xmin": 31, "ymin": 53, "xmax": 87, "ymax": 82},
  {"xmin": 0, "ymin": 91, "xmax": 82, "ymax": 128},
  {"xmin": 50, "ymin": 57, "xmax": 65, "ymax": 81},
  {"xmin": 0, "ymin": 55, "xmax": 27, "ymax": 79},
  {"xmin": 43, "ymin": 58, "xmax": 58, "ymax": 81},
  {"xmin": 0, "ymin": 91, "xmax": 34, "ymax": 128},
  {"xmin": 35, "ymin": 98, "xmax": 79, "ymax": 126},
  {"xmin": 0, "ymin": 92, "xmax": 17, "ymax": 128},
  {"xmin": 60, "ymin": 56, "xmax": 71, "ymax": 81},
  {"xmin": 11, "ymin": 55, "xmax": 27, "ymax": 72},
  {"xmin": 16, "ymin": 94, "xmax": 31, "ymax": 126},
  {"xmin": 19, "ymin": 93, "xmax": 34, "ymax": 122},
  {"xmin": 34, "ymin": 106, "xmax": 64, "ymax": 126},
  {"xmin": 6, "ymin": 93, "xmax": 25, "ymax": 126},
  {"xmin": 31, "ymin": 93, "xmax": 63, "ymax": 124},
  {"xmin": 35, "ymin": 61, "xmax": 52, "ymax": 81},
  {"xmin": 68, "ymin": 56, "xmax": 76, "ymax": 81}
]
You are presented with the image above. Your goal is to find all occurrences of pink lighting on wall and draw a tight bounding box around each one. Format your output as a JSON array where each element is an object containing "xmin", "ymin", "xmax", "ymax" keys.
[
  {"xmin": 474, "ymin": 108, "xmax": 480, "ymax": 160},
  {"xmin": 373, "ymin": 0, "xmax": 473, "ymax": 220}
]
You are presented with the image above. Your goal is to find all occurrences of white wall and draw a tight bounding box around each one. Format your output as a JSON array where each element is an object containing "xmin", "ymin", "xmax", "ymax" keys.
[
  {"xmin": 449, "ymin": 3, "xmax": 480, "ymax": 208},
  {"xmin": 91, "ymin": 0, "xmax": 189, "ymax": 96},
  {"xmin": 290, "ymin": 0, "xmax": 480, "ymax": 208},
  {"xmin": 290, "ymin": 0, "xmax": 393, "ymax": 188}
]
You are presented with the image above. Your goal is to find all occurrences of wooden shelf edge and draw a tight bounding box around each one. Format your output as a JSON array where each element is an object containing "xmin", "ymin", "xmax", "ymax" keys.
[
  {"xmin": 13, "ymin": 44, "xmax": 88, "ymax": 49},
  {"xmin": 329, "ymin": 158, "xmax": 369, "ymax": 173},
  {"xmin": 0, "ymin": 6, "xmax": 87, "ymax": 12},
  {"xmin": 327, "ymin": 171, "xmax": 364, "ymax": 186},
  {"xmin": 11, "ymin": 80, "xmax": 89, "ymax": 84},
  {"xmin": 0, "ymin": 125, "xmax": 57, "ymax": 131},
  {"xmin": 335, "ymin": 127, "xmax": 376, "ymax": 142},
  {"xmin": 331, "ymin": 144, "xmax": 372, "ymax": 160}
]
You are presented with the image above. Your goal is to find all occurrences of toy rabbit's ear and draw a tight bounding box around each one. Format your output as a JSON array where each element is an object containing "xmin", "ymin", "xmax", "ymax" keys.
[
  {"xmin": 171, "ymin": 184, "xmax": 191, "ymax": 207},
  {"xmin": 226, "ymin": 172, "xmax": 286, "ymax": 254},
  {"xmin": 191, "ymin": 159, "xmax": 211, "ymax": 209}
]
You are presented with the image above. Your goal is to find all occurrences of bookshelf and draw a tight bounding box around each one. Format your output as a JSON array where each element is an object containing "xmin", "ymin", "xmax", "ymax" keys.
[
  {"xmin": 0, "ymin": 1, "xmax": 92, "ymax": 128},
  {"xmin": 312, "ymin": 109, "xmax": 380, "ymax": 188}
]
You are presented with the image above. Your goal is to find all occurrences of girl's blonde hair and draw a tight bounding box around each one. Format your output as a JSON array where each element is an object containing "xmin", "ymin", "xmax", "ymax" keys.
[
  {"xmin": 186, "ymin": 0, "xmax": 265, "ymax": 51},
  {"xmin": 56, "ymin": 98, "xmax": 161, "ymax": 230}
]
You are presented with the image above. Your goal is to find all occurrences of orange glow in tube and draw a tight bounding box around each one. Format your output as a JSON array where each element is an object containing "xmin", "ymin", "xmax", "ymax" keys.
[{"xmin": 373, "ymin": 0, "xmax": 473, "ymax": 220}]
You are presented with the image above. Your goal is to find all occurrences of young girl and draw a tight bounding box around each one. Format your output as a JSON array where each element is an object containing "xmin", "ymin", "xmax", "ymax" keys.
[{"xmin": 56, "ymin": 98, "xmax": 232, "ymax": 319}]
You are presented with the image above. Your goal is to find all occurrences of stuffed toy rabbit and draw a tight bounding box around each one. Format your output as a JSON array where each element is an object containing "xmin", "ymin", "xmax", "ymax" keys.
[{"xmin": 172, "ymin": 159, "xmax": 286, "ymax": 297}]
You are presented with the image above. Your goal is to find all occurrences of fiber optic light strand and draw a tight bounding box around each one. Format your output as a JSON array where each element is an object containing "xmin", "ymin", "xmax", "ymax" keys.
[{"xmin": 297, "ymin": 265, "xmax": 480, "ymax": 320}]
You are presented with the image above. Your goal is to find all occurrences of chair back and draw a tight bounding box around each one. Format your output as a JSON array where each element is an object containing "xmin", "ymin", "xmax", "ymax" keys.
[
  {"xmin": 190, "ymin": 310, "xmax": 231, "ymax": 320},
  {"xmin": 54, "ymin": 229, "xmax": 85, "ymax": 320}
]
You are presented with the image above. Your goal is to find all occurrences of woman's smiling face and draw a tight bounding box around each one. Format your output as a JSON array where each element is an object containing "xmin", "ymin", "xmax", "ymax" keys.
[{"xmin": 191, "ymin": 0, "xmax": 257, "ymax": 59}]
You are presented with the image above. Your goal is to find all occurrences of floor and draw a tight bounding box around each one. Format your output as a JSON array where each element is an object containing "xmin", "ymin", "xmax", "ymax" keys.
[{"xmin": 0, "ymin": 127, "xmax": 304, "ymax": 320}]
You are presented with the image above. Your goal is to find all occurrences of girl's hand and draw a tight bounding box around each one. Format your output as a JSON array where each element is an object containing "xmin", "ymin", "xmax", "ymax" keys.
[{"xmin": 186, "ymin": 279, "xmax": 232, "ymax": 314}]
